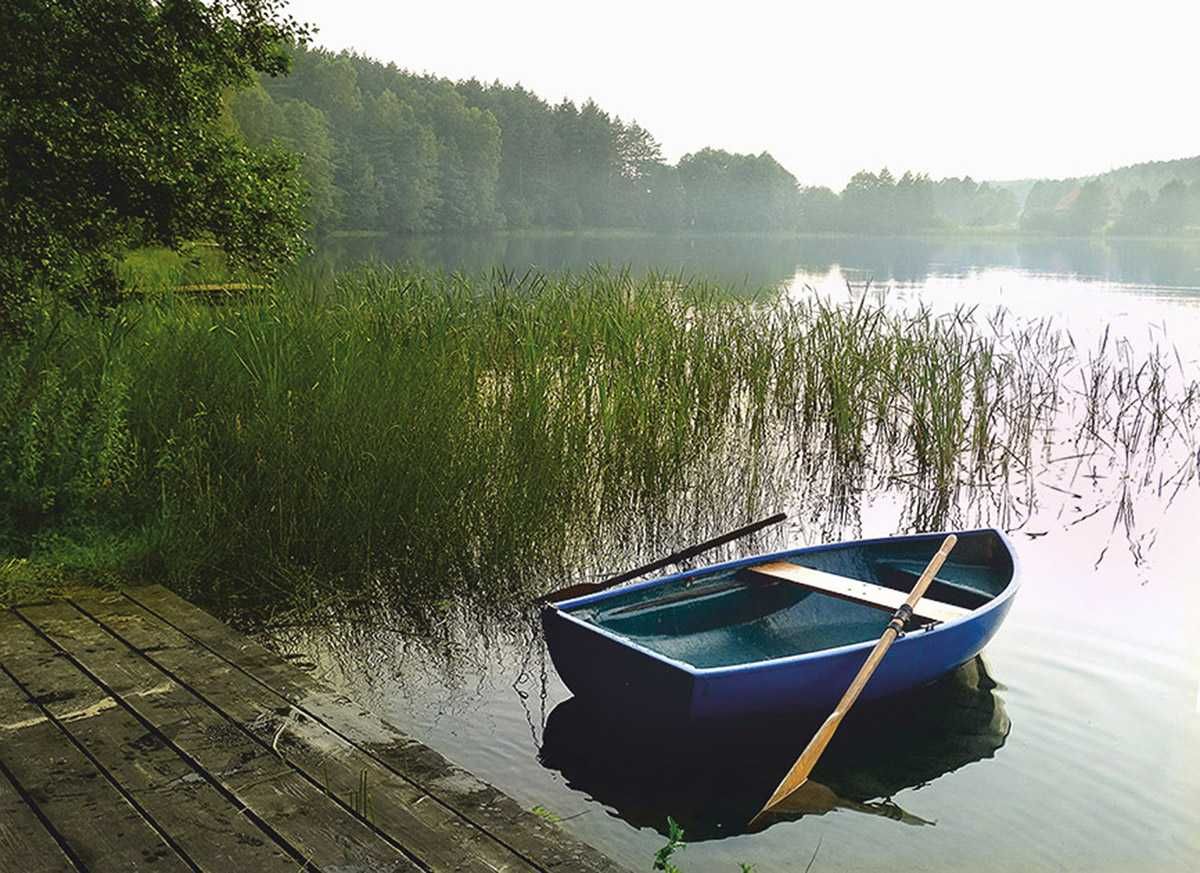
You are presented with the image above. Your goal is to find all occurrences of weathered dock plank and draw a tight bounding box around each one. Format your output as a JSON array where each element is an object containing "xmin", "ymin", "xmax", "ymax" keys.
[
  {"xmin": 73, "ymin": 591, "xmax": 536, "ymax": 873},
  {"xmin": 0, "ymin": 589, "xmax": 627, "ymax": 873},
  {"xmin": 17, "ymin": 601, "xmax": 419, "ymax": 873},
  {"xmin": 0, "ymin": 621, "xmax": 191, "ymax": 872},
  {"xmin": 0, "ymin": 756, "xmax": 76, "ymax": 873},
  {"xmin": 0, "ymin": 611, "xmax": 301, "ymax": 873},
  {"xmin": 127, "ymin": 584, "xmax": 629, "ymax": 873}
]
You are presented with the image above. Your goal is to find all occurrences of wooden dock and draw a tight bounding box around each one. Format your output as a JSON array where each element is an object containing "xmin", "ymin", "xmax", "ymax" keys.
[{"xmin": 0, "ymin": 586, "xmax": 627, "ymax": 872}]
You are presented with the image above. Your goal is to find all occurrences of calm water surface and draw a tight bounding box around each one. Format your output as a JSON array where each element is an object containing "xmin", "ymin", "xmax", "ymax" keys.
[
  {"xmin": 321, "ymin": 232, "xmax": 1200, "ymax": 338},
  {"xmin": 268, "ymin": 234, "xmax": 1200, "ymax": 872}
]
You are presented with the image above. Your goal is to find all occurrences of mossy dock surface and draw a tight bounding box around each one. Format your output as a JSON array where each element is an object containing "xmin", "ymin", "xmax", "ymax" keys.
[{"xmin": 0, "ymin": 586, "xmax": 626, "ymax": 873}]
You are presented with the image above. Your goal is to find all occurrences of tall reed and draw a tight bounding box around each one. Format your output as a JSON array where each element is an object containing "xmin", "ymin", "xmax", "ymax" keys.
[{"xmin": 2, "ymin": 265, "xmax": 1196, "ymax": 616}]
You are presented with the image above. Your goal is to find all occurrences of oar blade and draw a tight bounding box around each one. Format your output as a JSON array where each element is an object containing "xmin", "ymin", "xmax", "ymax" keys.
[
  {"xmin": 748, "ymin": 779, "xmax": 840, "ymax": 828},
  {"xmin": 751, "ymin": 712, "xmax": 841, "ymax": 823},
  {"xmin": 750, "ymin": 534, "xmax": 960, "ymax": 826}
]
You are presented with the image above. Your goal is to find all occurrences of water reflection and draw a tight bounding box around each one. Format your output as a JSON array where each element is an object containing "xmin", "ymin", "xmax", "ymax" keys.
[
  {"xmin": 538, "ymin": 656, "xmax": 1008, "ymax": 840},
  {"xmin": 313, "ymin": 232, "xmax": 1200, "ymax": 294}
]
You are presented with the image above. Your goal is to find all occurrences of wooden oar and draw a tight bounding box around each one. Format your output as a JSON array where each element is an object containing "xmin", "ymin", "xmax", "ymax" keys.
[
  {"xmin": 538, "ymin": 511, "xmax": 787, "ymax": 604},
  {"xmin": 748, "ymin": 533, "xmax": 958, "ymax": 827}
]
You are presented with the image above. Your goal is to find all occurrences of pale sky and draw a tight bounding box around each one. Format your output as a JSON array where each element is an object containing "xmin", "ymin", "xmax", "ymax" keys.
[{"xmin": 286, "ymin": 0, "xmax": 1198, "ymax": 190}]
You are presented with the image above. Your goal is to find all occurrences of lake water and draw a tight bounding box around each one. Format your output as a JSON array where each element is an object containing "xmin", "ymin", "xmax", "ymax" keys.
[
  {"xmin": 321, "ymin": 232, "xmax": 1200, "ymax": 339},
  {"xmin": 268, "ymin": 234, "xmax": 1200, "ymax": 872}
]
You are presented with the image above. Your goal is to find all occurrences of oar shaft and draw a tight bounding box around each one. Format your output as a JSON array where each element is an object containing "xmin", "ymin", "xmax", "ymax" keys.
[
  {"xmin": 754, "ymin": 533, "xmax": 958, "ymax": 820},
  {"xmin": 539, "ymin": 511, "xmax": 787, "ymax": 604},
  {"xmin": 600, "ymin": 512, "xmax": 788, "ymax": 588},
  {"xmin": 759, "ymin": 624, "xmax": 900, "ymax": 812}
]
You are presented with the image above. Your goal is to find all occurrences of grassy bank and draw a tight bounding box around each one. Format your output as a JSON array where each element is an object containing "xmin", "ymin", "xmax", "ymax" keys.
[{"xmin": 3, "ymin": 266, "xmax": 1196, "ymax": 619}]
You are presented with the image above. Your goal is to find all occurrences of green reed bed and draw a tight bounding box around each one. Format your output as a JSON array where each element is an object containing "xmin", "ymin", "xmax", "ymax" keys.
[{"xmin": 1, "ymin": 265, "xmax": 1196, "ymax": 617}]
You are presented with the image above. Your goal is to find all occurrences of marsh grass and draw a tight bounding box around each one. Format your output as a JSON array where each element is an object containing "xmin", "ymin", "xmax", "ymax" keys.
[
  {"xmin": 119, "ymin": 244, "xmax": 234, "ymax": 292},
  {"xmin": 2, "ymin": 264, "xmax": 1196, "ymax": 617}
]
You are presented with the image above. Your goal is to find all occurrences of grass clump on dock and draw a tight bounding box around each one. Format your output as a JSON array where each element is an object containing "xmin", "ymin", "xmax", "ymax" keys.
[{"xmin": 1, "ymin": 265, "xmax": 1196, "ymax": 618}]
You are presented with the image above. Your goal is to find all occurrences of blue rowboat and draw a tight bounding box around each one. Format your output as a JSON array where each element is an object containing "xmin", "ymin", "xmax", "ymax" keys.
[{"xmin": 541, "ymin": 528, "xmax": 1018, "ymax": 721}]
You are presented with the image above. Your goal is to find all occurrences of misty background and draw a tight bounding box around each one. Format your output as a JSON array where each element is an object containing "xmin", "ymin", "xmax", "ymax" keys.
[{"xmin": 235, "ymin": 3, "xmax": 1200, "ymax": 238}]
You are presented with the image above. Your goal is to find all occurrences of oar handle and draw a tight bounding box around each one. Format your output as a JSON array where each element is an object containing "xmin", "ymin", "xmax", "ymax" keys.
[{"xmin": 752, "ymin": 533, "xmax": 958, "ymax": 822}]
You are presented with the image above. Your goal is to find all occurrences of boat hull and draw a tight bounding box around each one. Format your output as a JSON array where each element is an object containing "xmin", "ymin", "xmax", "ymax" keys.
[{"xmin": 542, "ymin": 528, "xmax": 1018, "ymax": 721}]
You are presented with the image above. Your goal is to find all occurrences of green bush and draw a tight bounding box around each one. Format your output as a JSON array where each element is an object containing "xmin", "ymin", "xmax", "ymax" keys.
[{"xmin": 0, "ymin": 329, "xmax": 139, "ymax": 550}]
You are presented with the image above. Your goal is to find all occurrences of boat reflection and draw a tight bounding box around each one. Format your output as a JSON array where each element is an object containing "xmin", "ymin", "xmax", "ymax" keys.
[{"xmin": 538, "ymin": 656, "xmax": 1009, "ymax": 839}]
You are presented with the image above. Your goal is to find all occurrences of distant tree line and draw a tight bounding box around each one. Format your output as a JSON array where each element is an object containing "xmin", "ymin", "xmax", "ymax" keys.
[
  {"xmin": 233, "ymin": 46, "xmax": 1200, "ymax": 238},
  {"xmin": 1020, "ymin": 178, "xmax": 1200, "ymax": 235},
  {"xmin": 232, "ymin": 46, "xmax": 1029, "ymax": 236}
]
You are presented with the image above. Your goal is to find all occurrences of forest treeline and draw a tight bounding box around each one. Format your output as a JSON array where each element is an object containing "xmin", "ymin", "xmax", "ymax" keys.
[
  {"xmin": 232, "ymin": 46, "xmax": 1021, "ymax": 235},
  {"xmin": 234, "ymin": 45, "xmax": 1200, "ymax": 237},
  {"xmin": 1020, "ymin": 175, "xmax": 1200, "ymax": 235}
]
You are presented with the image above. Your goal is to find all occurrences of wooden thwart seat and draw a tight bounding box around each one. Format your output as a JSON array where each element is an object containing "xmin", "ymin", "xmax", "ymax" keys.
[{"xmin": 743, "ymin": 561, "xmax": 970, "ymax": 624}]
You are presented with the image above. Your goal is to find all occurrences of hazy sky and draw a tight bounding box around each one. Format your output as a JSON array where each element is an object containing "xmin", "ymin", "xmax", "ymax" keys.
[{"xmin": 286, "ymin": 1, "xmax": 1197, "ymax": 189}]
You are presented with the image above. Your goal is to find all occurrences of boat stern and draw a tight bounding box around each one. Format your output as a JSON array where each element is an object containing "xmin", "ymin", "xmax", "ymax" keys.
[{"xmin": 541, "ymin": 604, "xmax": 696, "ymax": 719}]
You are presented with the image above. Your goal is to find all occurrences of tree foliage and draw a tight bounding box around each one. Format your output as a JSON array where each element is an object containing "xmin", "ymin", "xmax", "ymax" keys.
[
  {"xmin": 0, "ymin": 0, "xmax": 312, "ymax": 330},
  {"xmin": 933, "ymin": 178, "xmax": 1018, "ymax": 227},
  {"xmin": 238, "ymin": 47, "xmax": 1071, "ymax": 240},
  {"xmin": 1111, "ymin": 180, "xmax": 1200, "ymax": 235},
  {"xmin": 1022, "ymin": 176, "xmax": 1199, "ymax": 236},
  {"xmin": 676, "ymin": 149, "xmax": 800, "ymax": 231},
  {"xmin": 227, "ymin": 45, "xmax": 1200, "ymax": 242}
]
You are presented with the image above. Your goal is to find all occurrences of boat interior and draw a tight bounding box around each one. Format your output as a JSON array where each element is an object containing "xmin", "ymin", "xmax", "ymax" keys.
[{"xmin": 563, "ymin": 530, "xmax": 1015, "ymax": 669}]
